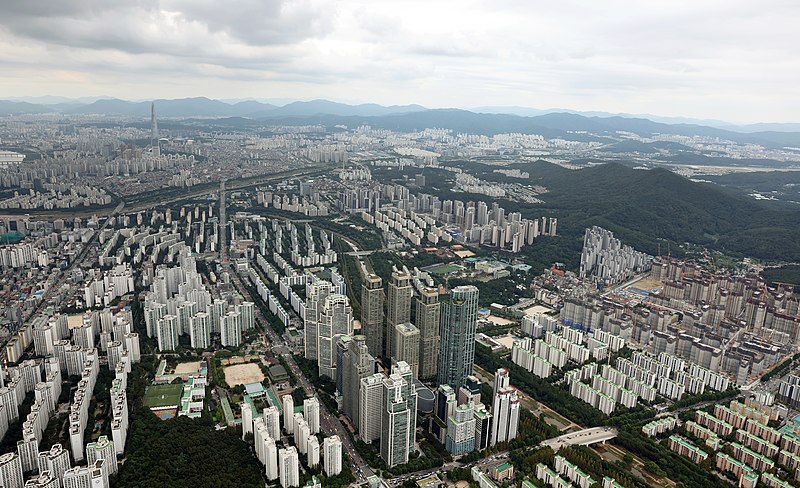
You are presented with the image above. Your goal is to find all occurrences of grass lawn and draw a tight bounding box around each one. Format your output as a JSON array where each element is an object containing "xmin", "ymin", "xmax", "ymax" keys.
[{"xmin": 143, "ymin": 383, "xmax": 184, "ymax": 409}]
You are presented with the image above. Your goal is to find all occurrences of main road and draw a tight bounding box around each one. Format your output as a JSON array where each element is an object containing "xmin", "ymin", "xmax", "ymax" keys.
[
  {"xmin": 29, "ymin": 200, "xmax": 125, "ymax": 320},
  {"xmin": 227, "ymin": 263, "xmax": 375, "ymax": 482}
]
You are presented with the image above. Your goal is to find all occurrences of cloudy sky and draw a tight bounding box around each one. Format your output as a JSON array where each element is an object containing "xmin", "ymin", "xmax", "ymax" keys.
[{"xmin": 0, "ymin": 0, "xmax": 797, "ymax": 122}]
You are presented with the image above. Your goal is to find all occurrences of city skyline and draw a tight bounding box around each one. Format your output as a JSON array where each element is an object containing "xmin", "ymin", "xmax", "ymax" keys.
[{"xmin": 0, "ymin": 1, "xmax": 797, "ymax": 123}]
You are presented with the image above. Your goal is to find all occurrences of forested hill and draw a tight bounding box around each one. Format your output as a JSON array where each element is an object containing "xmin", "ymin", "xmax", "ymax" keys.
[{"xmin": 513, "ymin": 161, "xmax": 800, "ymax": 262}]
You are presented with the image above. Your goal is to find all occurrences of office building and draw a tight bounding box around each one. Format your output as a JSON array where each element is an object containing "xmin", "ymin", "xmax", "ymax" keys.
[{"xmin": 381, "ymin": 362, "xmax": 417, "ymax": 467}]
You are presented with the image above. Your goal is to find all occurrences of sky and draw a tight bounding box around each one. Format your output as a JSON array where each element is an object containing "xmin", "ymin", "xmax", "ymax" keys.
[{"xmin": 0, "ymin": 0, "xmax": 798, "ymax": 123}]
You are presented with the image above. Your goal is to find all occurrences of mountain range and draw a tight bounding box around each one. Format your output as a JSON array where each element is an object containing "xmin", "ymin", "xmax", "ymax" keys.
[{"xmin": 2, "ymin": 97, "xmax": 800, "ymax": 150}]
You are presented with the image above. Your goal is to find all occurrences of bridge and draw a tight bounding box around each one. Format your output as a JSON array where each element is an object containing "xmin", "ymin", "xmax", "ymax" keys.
[{"xmin": 539, "ymin": 426, "xmax": 618, "ymax": 451}]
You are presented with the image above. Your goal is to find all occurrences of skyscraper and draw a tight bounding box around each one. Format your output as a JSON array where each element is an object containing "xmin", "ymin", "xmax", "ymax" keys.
[
  {"xmin": 219, "ymin": 179, "xmax": 226, "ymax": 261},
  {"xmin": 359, "ymin": 373, "xmax": 384, "ymax": 444},
  {"xmin": 341, "ymin": 335, "xmax": 373, "ymax": 429},
  {"xmin": 304, "ymin": 280, "xmax": 353, "ymax": 379},
  {"xmin": 415, "ymin": 285, "xmax": 441, "ymax": 380},
  {"xmin": 150, "ymin": 102, "xmax": 159, "ymax": 156},
  {"xmin": 386, "ymin": 269, "xmax": 412, "ymax": 360},
  {"xmin": 380, "ymin": 361, "xmax": 417, "ymax": 467},
  {"xmin": 392, "ymin": 322, "xmax": 420, "ymax": 377},
  {"xmin": 361, "ymin": 274, "xmax": 385, "ymax": 359},
  {"xmin": 317, "ymin": 294, "xmax": 354, "ymax": 379},
  {"xmin": 437, "ymin": 286, "xmax": 479, "ymax": 390}
]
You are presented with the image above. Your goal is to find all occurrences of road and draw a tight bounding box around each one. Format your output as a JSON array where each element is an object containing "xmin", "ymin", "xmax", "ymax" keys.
[
  {"xmin": 227, "ymin": 263, "xmax": 374, "ymax": 483},
  {"xmin": 539, "ymin": 426, "xmax": 617, "ymax": 451},
  {"xmin": 29, "ymin": 200, "xmax": 125, "ymax": 320}
]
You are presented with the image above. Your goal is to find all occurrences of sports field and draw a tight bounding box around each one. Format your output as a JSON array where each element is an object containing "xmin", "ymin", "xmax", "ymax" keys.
[
  {"xmin": 143, "ymin": 384, "xmax": 184, "ymax": 408},
  {"xmin": 223, "ymin": 363, "xmax": 265, "ymax": 387},
  {"xmin": 427, "ymin": 263, "xmax": 463, "ymax": 275}
]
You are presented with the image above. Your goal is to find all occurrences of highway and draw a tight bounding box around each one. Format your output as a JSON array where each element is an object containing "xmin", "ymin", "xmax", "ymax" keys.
[{"xmin": 227, "ymin": 263, "xmax": 375, "ymax": 482}]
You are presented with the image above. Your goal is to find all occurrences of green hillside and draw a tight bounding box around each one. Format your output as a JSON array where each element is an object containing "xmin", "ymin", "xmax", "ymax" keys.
[{"xmin": 533, "ymin": 163, "xmax": 800, "ymax": 262}]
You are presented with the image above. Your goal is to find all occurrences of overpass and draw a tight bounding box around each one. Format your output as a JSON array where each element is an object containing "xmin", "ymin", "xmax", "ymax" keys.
[{"xmin": 539, "ymin": 426, "xmax": 617, "ymax": 451}]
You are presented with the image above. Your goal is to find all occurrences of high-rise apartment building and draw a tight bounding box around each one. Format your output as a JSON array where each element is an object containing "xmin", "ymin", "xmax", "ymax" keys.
[
  {"xmin": 278, "ymin": 446, "xmax": 300, "ymax": 488},
  {"xmin": 282, "ymin": 394, "xmax": 295, "ymax": 435},
  {"xmin": 491, "ymin": 369, "xmax": 520, "ymax": 446},
  {"xmin": 323, "ymin": 435, "xmax": 343, "ymax": 476},
  {"xmin": 85, "ymin": 436, "xmax": 116, "ymax": 477},
  {"xmin": 156, "ymin": 315, "xmax": 179, "ymax": 351},
  {"xmin": 392, "ymin": 323, "xmax": 420, "ymax": 377},
  {"xmin": 386, "ymin": 269, "xmax": 412, "ymax": 360},
  {"xmin": 303, "ymin": 398, "xmax": 320, "ymax": 434},
  {"xmin": 189, "ymin": 312, "xmax": 211, "ymax": 349},
  {"xmin": 415, "ymin": 285, "xmax": 441, "ymax": 380},
  {"xmin": 264, "ymin": 406, "xmax": 281, "ymax": 440},
  {"xmin": 305, "ymin": 281, "xmax": 333, "ymax": 363},
  {"xmin": 341, "ymin": 335, "xmax": 373, "ymax": 429},
  {"xmin": 37, "ymin": 444, "xmax": 71, "ymax": 484},
  {"xmin": 361, "ymin": 274, "xmax": 385, "ymax": 359},
  {"xmin": 318, "ymin": 294, "xmax": 353, "ymax": 379},
  {"xmin": 446, "ymin": 403, "xmax": 477, "ymax": 455},
  {"xmin": 437, "ymin": 286, "xmax": 479, "ymax": 390},
  {"xmin": 0, "ymin": 452, "xmax": 23, "ymax": 488},
  {"xmin": 305, "ymin": 281, "xmax": 354, "ymax": 378}
]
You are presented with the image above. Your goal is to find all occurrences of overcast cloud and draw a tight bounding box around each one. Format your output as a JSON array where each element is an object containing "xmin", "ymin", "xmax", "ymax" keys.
[{"xmin": 0, "ymin": 0, "xmax": 797, "ymax": 122}]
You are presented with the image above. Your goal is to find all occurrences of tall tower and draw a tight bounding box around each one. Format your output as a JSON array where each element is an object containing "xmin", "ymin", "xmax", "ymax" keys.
[
  {"xmin": 150, "ymin": 102, "xmax": 159, "ymax": 156},
  {"xmin": 219, "ymin": 179, "xmax": 226, "ymax": 263},
  {"xmin": 380, "ymin": 362, "xmax": 417, "ymax": 467},
  {"xmin": 437, "ymin": 285, "xmax": 479, "ymax": 390},
  {"xmin": 392, "ymin": 323, "xmax": 420, "ymax": 377},
  {"xmin": 341, "ymin": 335, "xmax": 373, "ymax": 429},
  {"xmin": 361, "ymin": 274, "xmax": 385, "ymax": 359},
  {"xmin": 386, "ymin": 268, "xmax": 412, "ymax": 361},
  {"xmin": 415, "ymin": 285, "xmax": 441, "ymax": 380}
]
